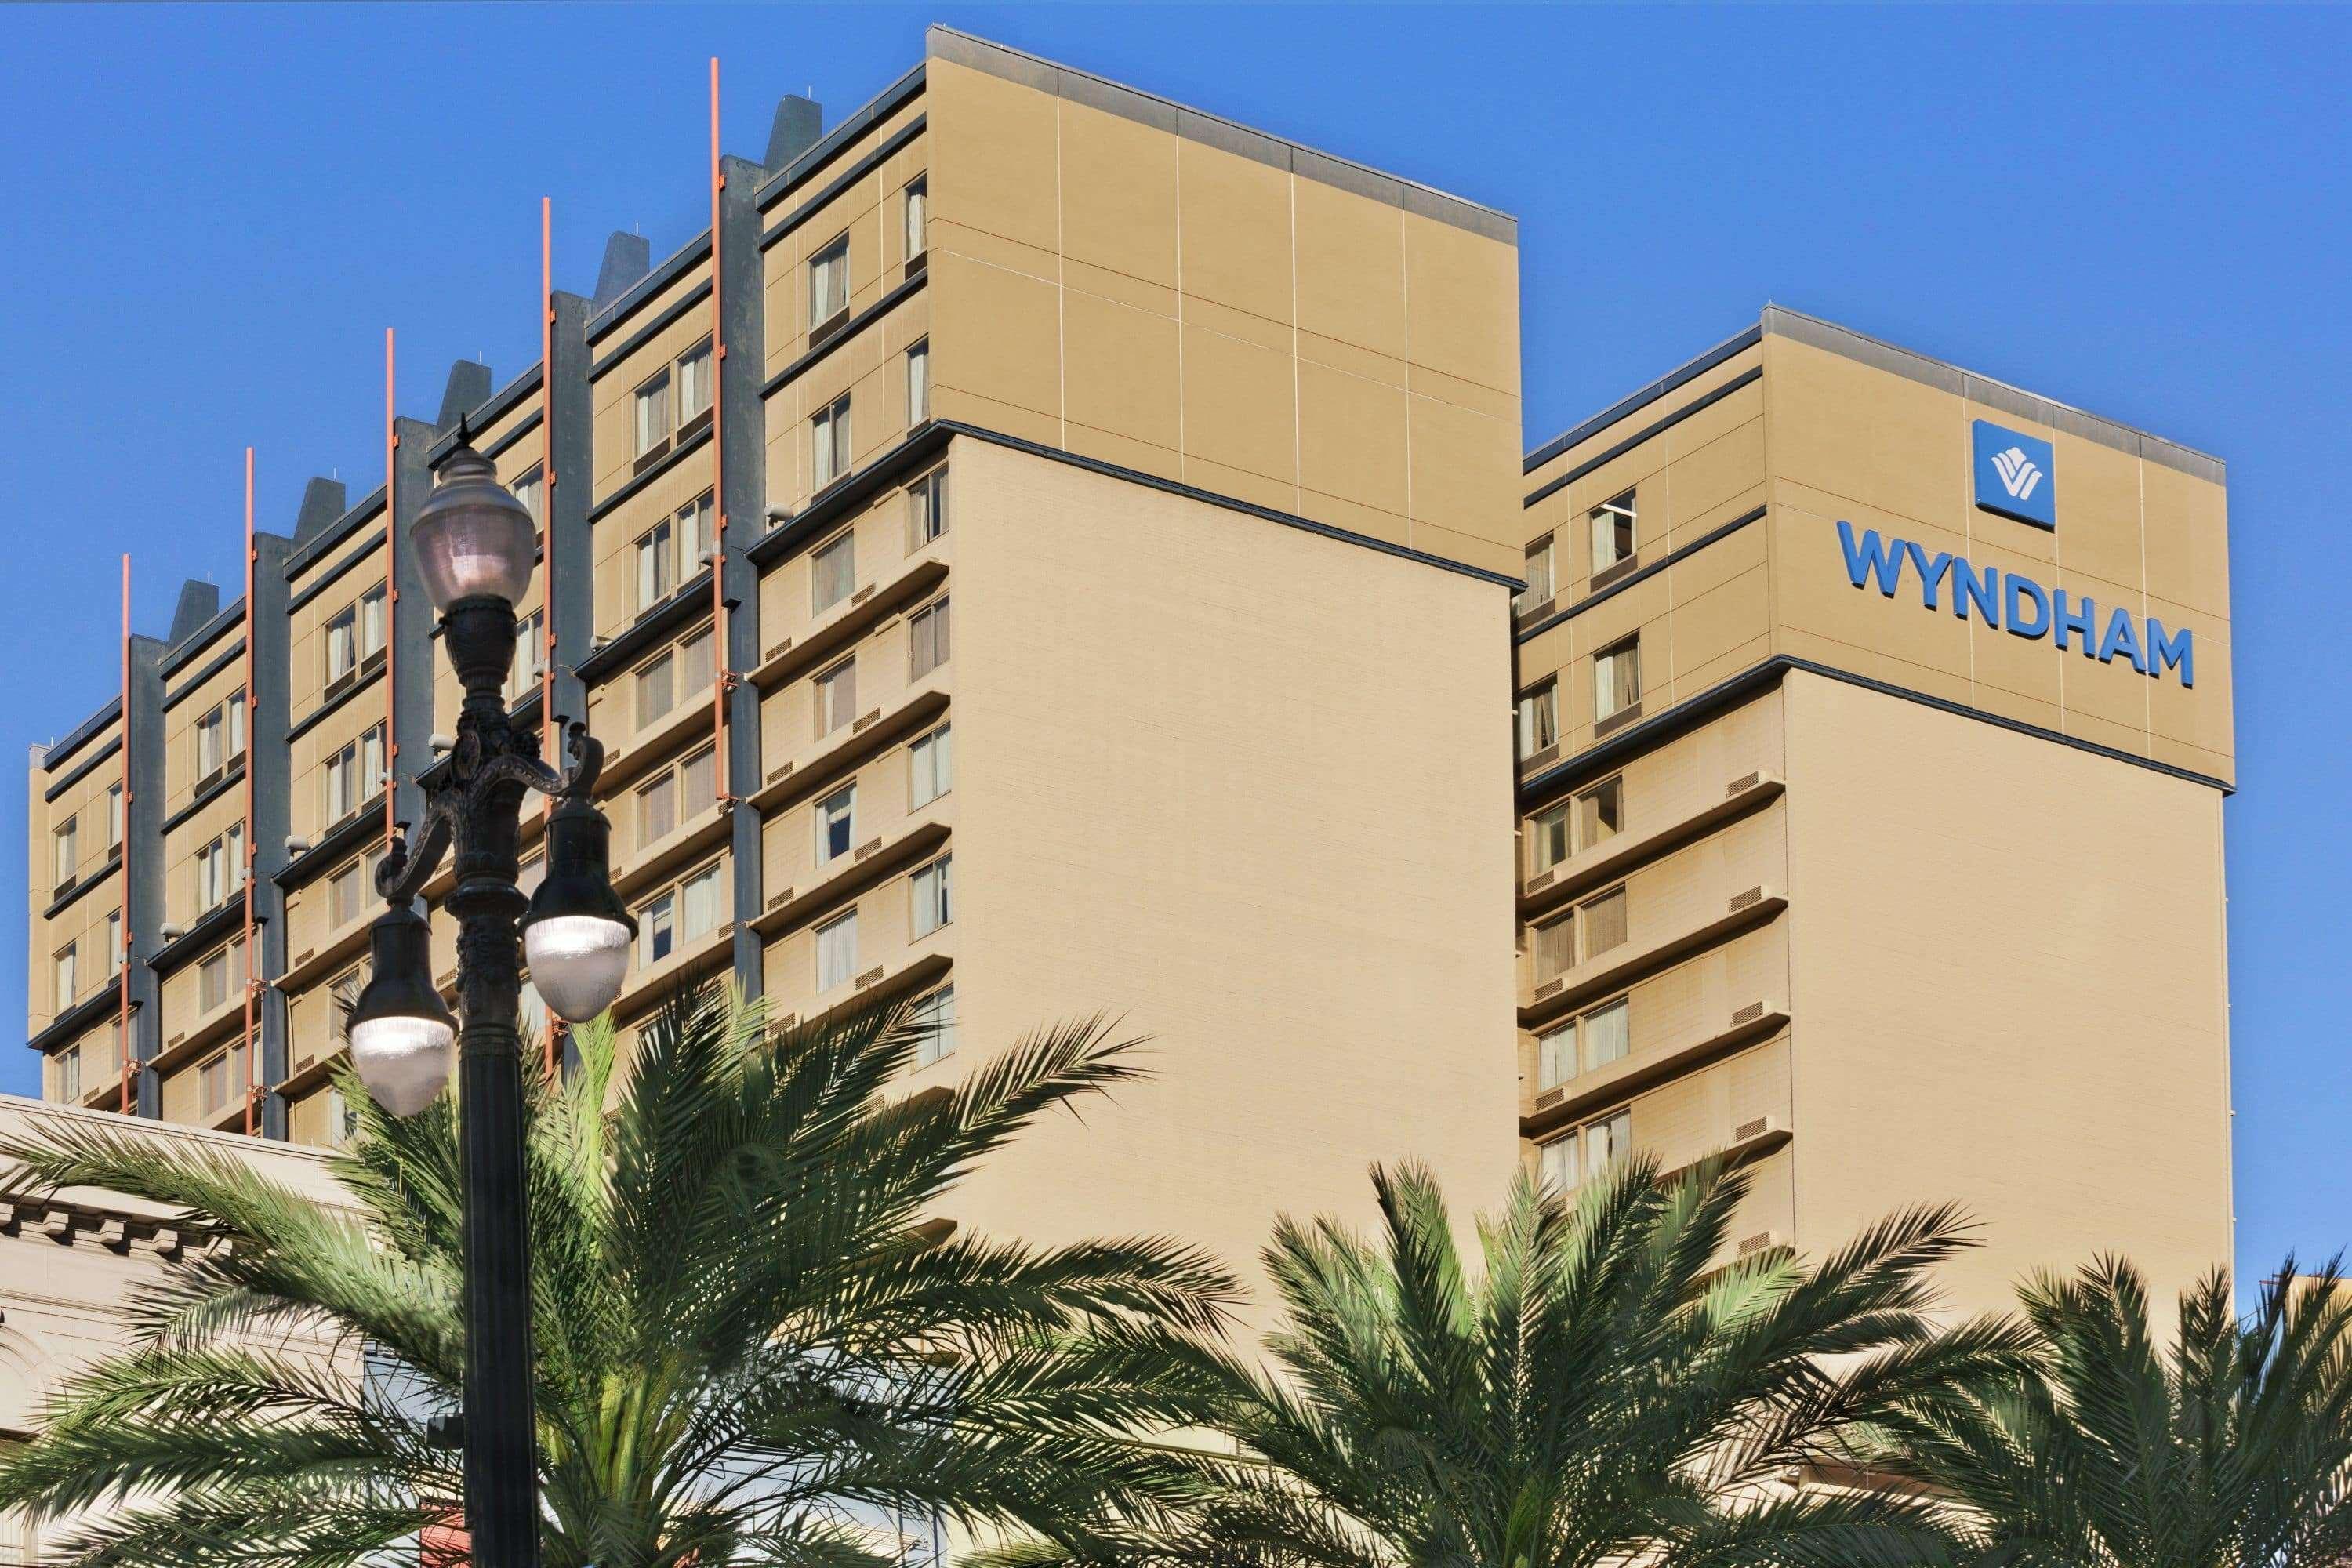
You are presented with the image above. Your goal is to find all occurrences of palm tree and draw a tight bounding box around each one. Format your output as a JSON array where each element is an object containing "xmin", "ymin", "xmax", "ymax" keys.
[
  {"xmin": 0, "ymin": 985, "xmax": 1241, "ymax": 1568},
  {"xmin": 1877, "ymin": 1256, "xmax": 2352, "ymax": 1567},
  {"xmin": 1153, "ymin": 1156, "xmax": 2031, "ymax": 1568}
]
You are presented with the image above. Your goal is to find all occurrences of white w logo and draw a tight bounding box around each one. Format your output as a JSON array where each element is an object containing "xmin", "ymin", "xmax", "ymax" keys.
[{"xmin": 1992, "ymin": 446, "xmax": 2045, "ymax": 500}]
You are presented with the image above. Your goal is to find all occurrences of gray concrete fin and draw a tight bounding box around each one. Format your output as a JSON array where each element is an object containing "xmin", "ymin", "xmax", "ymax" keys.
[
  {"xmin": 167, "ymin": 580, "xmax": 220, "ymax": 645},
  {"xmin": 437, "ymin": 360, "xmax": 492, "ymax": 434},
  {"xmin": 595, "ymin": 232, "xmax": 653, "ymax": 309},
  {"xmin": 766, "ymin": 95, "xmax": 823, "ymax": 171},
  {"xmin": 294, "ymin": 477, "xmax": 347, "ymax": 542}
]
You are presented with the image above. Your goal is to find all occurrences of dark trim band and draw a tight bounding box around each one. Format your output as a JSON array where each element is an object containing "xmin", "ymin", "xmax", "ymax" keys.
[
  {"xmin": 572, "ymin": 568, "xmax": 717, "ymax": 684},
  {"xmin": 43, "ymin": 734, "xmax": 122, "ymax": 801},
  {"xmin": 590, "ymin": 278, "xmax": 712, "ymax": 379},
  {"xmin": 1525, "ymin": 327, "xmax": 1762, "ymax": 474},
  {"xmin": 285, "ymin": 666, "xmax": 383, "ymax": 746},
  {"xmin": 755, "ymin": 63, "xmax": 928, "ymax": 209},
  {"xmin": 162, "ymin": 643, "xmax": 246, "ymax": 713},
  {"xmin": 1524, "ymin": 367, "xmax": 1763, "ymax": 510},
  {"xmin": 43, "ymin": 851, "xmax": 122, "ymax": 921},
  {"xmin": 760, "ymin": 116, "xmax": 927, "ymax": 252},
  {"xmin": 587, "ymin": 425, "xmax": 715, "ymax": 524},
  {"xmin": 285, "ymin": 528, "xmax": 387, "ymax": 614},
  {"xmin": 758, "ymin": 272, "xmax": 927, "ymax": 399},
  {"xmin": 160, "ymin": 762, "xmax": 245, "ymax": 837}
]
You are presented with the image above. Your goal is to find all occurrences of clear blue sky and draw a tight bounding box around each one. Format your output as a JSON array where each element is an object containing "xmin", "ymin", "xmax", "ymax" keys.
[{"xmin": 2, "ymin": 4, "xmax": 2343, "ymax": 1283}]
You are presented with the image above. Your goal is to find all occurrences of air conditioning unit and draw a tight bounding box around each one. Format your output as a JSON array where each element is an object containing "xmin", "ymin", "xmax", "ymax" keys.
[
  {"xmin": 1534, "ymin": 978, "xmax": 1564, "ymax": 1001},
  {"xmin": 1526, "ymin": 869, "xmax": 1555, "ymax": 893},
  {"xmin": 1534, "ymin": 1086, "xmax": 1564, "ymax": 1111},
  {"xmin": 1726, "ymin": 771, "xmax": 1762, "ymax": 797},
  {"xmin": 1736, "ymin": 1230, "xmax": 1786, "ymax": 1258},
  {"xmin": 1733, "ymin": 1113, "xmax": 1780, "ymax": 1145},
  {"xmin": 1730, "ymin": 1000, "xmax": 1771, "ymax": 1027},
  {"xmin": 1728, "ymin": 886, "xmax": 1765, "ymax": 913},
  {"xmin": 766, "ymin": 887, "xmax": 792, "ymax": 910}
]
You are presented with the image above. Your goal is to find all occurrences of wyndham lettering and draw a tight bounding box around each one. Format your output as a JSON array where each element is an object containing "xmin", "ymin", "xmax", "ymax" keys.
[{"xmin": 1836, "ymin": 521, "xmax": 2193, "ymax": 688}]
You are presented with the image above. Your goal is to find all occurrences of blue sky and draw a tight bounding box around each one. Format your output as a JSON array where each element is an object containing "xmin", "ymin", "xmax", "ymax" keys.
[{"xmin": 1, "ymin": 4, "xmax": 2343, "ymax": 1283}]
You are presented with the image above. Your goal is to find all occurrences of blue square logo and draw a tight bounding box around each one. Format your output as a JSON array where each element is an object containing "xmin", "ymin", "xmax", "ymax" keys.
[{"xmin": 1972, "ymin": 419, "xmax": 2056, "ymax": 529}]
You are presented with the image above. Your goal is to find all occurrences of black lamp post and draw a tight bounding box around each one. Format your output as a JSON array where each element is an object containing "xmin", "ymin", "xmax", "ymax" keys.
[{"xmin": 345, "ymin": 438, "xmax": 634, "ymax": 1568}]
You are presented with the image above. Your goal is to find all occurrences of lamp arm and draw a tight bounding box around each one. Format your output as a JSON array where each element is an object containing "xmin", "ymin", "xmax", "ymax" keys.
[{"xmin": 376, "ymin": 804, "xmax": 456, "ymax": 907}]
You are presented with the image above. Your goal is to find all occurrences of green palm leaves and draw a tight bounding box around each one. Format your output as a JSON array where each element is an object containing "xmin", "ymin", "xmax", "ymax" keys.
[
  {"xmin": 0, "ymin": 986, "xmax": 1240, "ymax": 1568},
  {"xmin": 1879, "ymin": 1257, "xmax": 2352, "ymax": 1567}
]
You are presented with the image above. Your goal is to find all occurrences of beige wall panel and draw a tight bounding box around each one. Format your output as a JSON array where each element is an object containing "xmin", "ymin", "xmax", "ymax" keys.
[
  {"xmin": 2140, "ymin": 462, "xmax": 2230, "ymax": 619},
  {"xmin": 1298, "ymin": 488, "xmax": 1410, "ymax": 551},
  {"xmin": 941, "ymin": 438, "xmax": 1516, "ymax": 1325},
  {"xmin": 1664, "ymin": 417, "xmax": 1766, "ymax": 539},
  {"xmin": 930, "ymin": 59, "xmax": 1061, "ymax": 254},
  {"xmin": 2047, "ymin": 434, "xmax": 2148, "ymax": 592},
  {"xmin": 1181, "ymin": 322, "xmax": 1295, "ymax": 487},
  {"xmin": 1525, "ymin": 345, "xmax": 1764, "ymax": 507},
  {"xmin": 1403, "ymin": 212, "xmax": 1519, "ymax": 397},
  {"xmin": 930, "ymin": 252, "xmax": 1062, "ymax": 431},
  {"xmin": 1779, "ymin": 671, "xmax": 2231, "ymax": 1316},
  {"xmin": 1294, "ymin": 180, "xmax": 1406, "ymax": 362},
  {"xmin": 1175, "ymin": 140, "xmax": 1292, "ymax": 327},
  {"xmin": 1407, "ymin": 397, "xmax": 1518, "ymax": 554},
  {"xmin": 1063, "ymin": 291, "xmax": 1181, "ymax": 452},
  {"xmin": 1057, "ymin": 98, "xmax": 1178, "ymax": 289},
  {"xmin": 1765, "ymin": 336, "xmax": 1964, "ymax": 532},
  {"xmin": 1667, "ymin": 568, "xmax": 1773, "ymax": 688},
  {"xmin": 1298, "ymin": 361, "xmax": 1409, "ymax": 518},
  {"xmin": 2146, "ymin": 595, "xmax": 2231, "ymax": 757}
]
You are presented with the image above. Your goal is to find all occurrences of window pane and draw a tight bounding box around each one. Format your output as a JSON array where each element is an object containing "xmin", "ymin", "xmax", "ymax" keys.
[
  {"xmin": 1540, "ymin": 1133, "xmax": 1578, "ymax": 1192},
  {"xmin": 1534, "ymin": 914, "xmax": 1575, "ymax": 980},
  {"xmin": 1517, "ymin": 538, "xmax": 1554, "ymax": 614},
  {"xmin": 813, "ymin": 532, "xmax": 855, "ymax": 613},
  {"xmin": 677, "ymin": 339, "xmax": 713, "ymax": 423},
  {"xmin": 637, "ymin": 521, "xmax": 673, "ymax": 611},
  {"xmin": 910, "ymin": 725, "xmax": 951, "ymax": 806},
  {"xmin": 361, "ymin": 587, "xmax": 386, "ymax": 659},
  {"xmin": 1581, "ymin": 890, "xmax": 1628, "ymax": 957},
  {"xmin": 1517, "ymin": 683, "xmax": 1557, "ymax": 759},
  {"xmin": 681, "ymin": 865, "xmax": 724, "ymax": 941},
  {"xmin": 634, "ymin": 372, "xmax": 671, "ymax": 456},
  {"xmin": 1581, "ymin": 1000, "xmax": 1629, "ymax": 1074},
  {"xmin": 904, "ymin": 179, "xmax": 927, "ymax": 260},
  {"xmin": 817, "ymin": 784, "xmax": 856, "ymax": 865},
  {"xmin": 1587, "ymin": 1110, "xmax": 1631, "ymax": 1176},
  {"xmin": 913, "ymin": 985, "xmax": 956, "ymax": 1066},
  {"xmin": 912, "ymin": 857, "xmax": 951, "ymax": 937},
  {"xmin": 1537, "ymin": 1025, "xmax": 1575, "ymax": 1090},
  {"xmin": 817, "ymin": 659, "xmax": 856, "ymax": 735},
  {"xmin": 228, "ymin": 689, "xmax": 247, "ymax": 757},
  {"xmin": 680, "ymin": 748, "xmax": 716, "ymax": 818},
  {"xmin": 1592, "ymin": 493, "xmax": 1636, "ymax": 572},
  {"xmin": 641, "ymin": 893, "xmax": 675, "ymax": 966},
  {"xmin": 1579, "ymin": 779, "xmax": 1624, "ymax": 845},
  {"xmin": 910, "ymin": 599, "xmax": 949, "ymax": 679},
  {"xmin": 816, "ymin": 913, "xmax": 858, "ymax": 990},
  {"xmin": 1530, "ymin": 804, "xmax": 1570, "ymax": 873},
  {"xmin": 637, "ymin": 652, "xmax": 674, "ymax": 726},
  {"xmin": 810, "ymin": 238, "xmax": 849, "ymax": 325},
  {"xmin": 909, "ymin": 467, "xmax": 948, "ymax": 543},
  {"xmin": 53, "ymin": 820, "xmax": 75, "ymax": 884},
  {"xmin": 679, "ymin": 629, "xmax": 715, "ymax": 695},
  {"xmin": 906, "ymin": 339, "xmax": 929, "ymax": 424},
  {"xmin": 639, "ymin": 772, "xmax": 677, "ymax": 844}
]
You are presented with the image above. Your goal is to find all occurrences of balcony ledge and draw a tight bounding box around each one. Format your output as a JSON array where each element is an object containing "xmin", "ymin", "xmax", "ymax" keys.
[
  {"xmin": 1522, "ymin": 1006, "xmax": 1788, "ymax": 1136},
  {"xmin": 1523, "ymin": 771, "xmax": 1784, "ymax": 915},
  {"xmin": 1521, "ymin": 889, "xmax": 1786, "ymax": 1026}
]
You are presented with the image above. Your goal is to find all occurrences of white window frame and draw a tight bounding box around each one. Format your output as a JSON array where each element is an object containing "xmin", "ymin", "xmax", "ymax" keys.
[
  {"xmin": 909, "ymin": 465, "xmax": 948, "ymax": 546},
  {"xmin": 636, "ymin": 517, "xmax": 676, "ymax": 612},
  {"xmin": 811, "ymin": 529, "xmax": 855, "ymax": 615},
  {"xmin": 811, "ymin": 394, "xmax": 851, "ymax": 490},
  {"xmin": 909, "ymin": 597, "xmax": 949, "ymax": 680},
  {"xmin": 815, "ymin": 783, "xmax": 857, "ymax": 867},
  {"xmin": 52, "ymin": 817, "xmax": 77, "ymax": 887},
  {"xmin": 809, "ymin": 234, "xmax": 851, "ymax": 332},
  {"xmin": 911, "ymin": 856, "xmax": 951, "ymax": 938},
  {"xmin": 902, "ymin": 178, "xmax": 927, "ymax": 265},
  {"xmin": 906, "ymin": 337, "xmax": 930, "ymax": 425},
  {"xmin": 1594, "ymin": 639, "xmax": 1641, "ymax": 724},
  {"xmin": 909, "ymin": 724, "xmax": 952, "ymax": 808},
  {"xmin": 913, "ymin": 985, "xmax": 956, "ymax": 1067},
  {"xmin": 1590, "ymin": 492, "xmax": 1637, "ymax": 576},
  {"xmin": 816, "ymin": 658, "xmax": 857, "ymax": 736},
  {"xmin": 815, "ymin": 909, "xmax": 858, "ymax": 991},
  {"xmin": 1517, "ymin": 681, "xmax": 1559, "ymax": 760},
  {"xmin": 675, "ymin": 337, "xmax": 714, "ymax": 428},
  {"xmin": 1518, "ymin": 535, "xmax": 1555, "ymax": 615},
  {"xmin": 633, "ymin": 368, "xmax": 673, "ymax": 458}
]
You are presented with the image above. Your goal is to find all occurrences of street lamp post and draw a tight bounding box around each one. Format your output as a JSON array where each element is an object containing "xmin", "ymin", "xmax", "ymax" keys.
[{"xmin": 344, "ymin": 436, "xmax": 636, "ymax": 1568}]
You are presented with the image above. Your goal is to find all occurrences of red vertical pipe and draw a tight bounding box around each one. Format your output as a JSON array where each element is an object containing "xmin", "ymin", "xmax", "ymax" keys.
[
  {"xmin": 539, "ymin": 198, "xmax": 561, "ymax": 1080},
  {"xmin": 384, "ymin": 328, "xmax": 400, "ymax": 850},
  {"xmin": 117, "ymin": 555, "xmax": 132, "ymax": 1116},
  {"xmin": 242, "ymin": 448, "xmax": 259, "ymax": 1135},
  {"xmin": 708, "ymin": 56, "xmax": 734, "ymax": 805}
]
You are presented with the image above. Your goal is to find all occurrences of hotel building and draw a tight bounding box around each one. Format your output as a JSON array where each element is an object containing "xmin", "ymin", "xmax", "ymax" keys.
[{"xmin": 20, "ymin": 27, "xmax": 2234, "ymax": 1313}]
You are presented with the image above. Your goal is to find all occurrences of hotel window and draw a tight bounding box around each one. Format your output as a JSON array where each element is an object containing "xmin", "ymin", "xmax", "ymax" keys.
[
  {"xmin": 328, "ymin": 1087, "xmax": 361, "ymax": 1146},
  {"xmin": 1537, "ymin": 1023, "xmax": 1574, "ymax": 1091},
  {"xmin": 815, "ymin": 783, "xmax": 856, "ymax": 866},
  {"xmin": 325, "ymin": 725, "xmax": 385, "ymax": 823},
  {"xmin": 1532, "ymin": 912, "xmax": 1575, "ymax": 982},
  {"xmin": 195, "ymin": 700, "xmax": 230, "ymax": 783},
  {"xmin": 201, "ymin": 1041, "xmax": 249, "ymax": 1116},
  {"xmin": 911, "ymin": 857, "xmax": 952, "ymax": 938},
  {"xmin": 909, "ymin": 597, "xmax": 949, "ymax": 680},
  {"xmin": 195, "ymin": 828, "xmax": 240, "ymax": 912},
  {"xmin": 1581, "ymin": 887, "xmax": 1628, "ymax": 960},
  {"xmin": 679, "ymin": 626, "xmax": 716, "ymax": 696},
  {"xmin": 358, "ymin": 587, "xmax": 387, "ymax": 666},
  {"xmin": 107, "ymin": 910, "xmax": 123, "ymax": 971},
  {"xmin": 1540, "ymin": 1108, "xmax": 1630, "ymax": 1192},
  {"xmin": 1579, "ymin": 998, "xmax": 1630, "ymax": 1076},
  {"xmin": 637, "ymin": 649, "xmax": 676, "ymax": 727},
  {"xmin": 675, "ymin": 338, "xmax": 714, "ymax": 432},
  {"xmin": 1578, "ymin": 777, "xmax": 1624, "ymax": 847},
  {"xmin": 815, "ymin": 658, "xmax": 857, "ymax": 737},
  {"xmin": 906, "ymin": 338, "xmax": 930, "ymax": 425},
  {"xmin": 902, "ymin": 177, "xmax": 927, "ymax": 267},
  {"xmin": 680, "ymin": 862, "xmax": 725, "ymax": 944},
  {"xmin": 1517, "ymin": 680, "xmax": 1558, "ymax": 760},
  {"xmin": 639, "ymin": 891, "xmax": 676, "ymax": 967},
  {"xmin": 1529, "ymin": 803, "xmax": 1570, "ymax": 876},
  {"xmin": 909, "ymin": 724, "xmax": 952, "ymax": 807},
  {"xmin": 676, "ymin": 492, "xmax": 717, "ymax": 578},
  {"xmin": 1517, "ymin": 536, "xmax": 1555, "ymax": 616},
  {"xmin": 53, "ymin": 943, "xmax": 77, "ymax": 1010},
  {"xmin": 908, "ymin": 465, "xmax": 948, "ymax": 546},
  {"xmin": 505, "ymin": 610, "xmax": 545, "ymax": 702},
  {"xmin": 912, "ymin": 985, "xmax": 956, "ymax": 1066},
  {"xmin": 331, "ymin": 968, "xmax": 363, "ymax": 1044},
  {"xmin": 808, "ymin": 234, "xmax": 851, "ymax": 338},
  {"xmin": 511, "ymin": 466, "xmax": 545, "ymax": 530},
  {"xmin": 1594, "ymin": 637, "xmax": 1641, "ymax": 725},
  {"xmin": 679, "ymin": 746, "xmax": 717, "ymax": 819},
  {"xmin": 107, "ymin": 782, "xmax": 124, "ymax": 848},
  {"xmin": 636, "ymin": 518, "xmax": 676, "ymax": 612},
  {"xmin": 638, "ymin": 769, "xmax": 677, "ymax": 845},
  {"xmin": 811, "ymin": 394, "xmax": 851, "ymax": 490},
  {"xmin": 811, "ymin": 529, "xmax": 855, "ymax": 615},
  {"xmin": 198, "ymin": 936, "xmax": 246, "ymax": 1014},
  {"xmin": 815, "ymin": 909, "xmax": 858, "ymax": 991},
  {"xmin": 328, "ymin": 851, "xmax": 380, "ymax": 930},
  {"xmin": 52, "ymin": 816, "xmax": 77, "ymax": 887},
  {"xmin": 56, "ymin": 1044, "xmax": 82, "ymax": 1102},
  {"xmin": 633, "ymin": 368, "xmax": 673, "ymax": 462},
  {"xmin": 325, "ymin": 603, "xmax": 358, "ymax": 688},
  {"xmin": 1590, "ymin": 491, "xmax": 1636, "ymax": 579}
]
